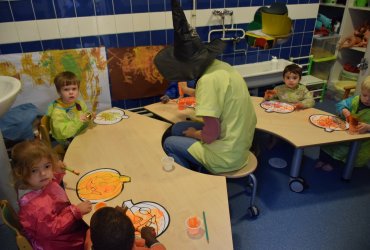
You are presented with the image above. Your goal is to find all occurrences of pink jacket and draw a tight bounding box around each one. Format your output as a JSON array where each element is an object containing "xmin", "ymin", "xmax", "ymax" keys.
[{"xmin": 18, "ymin": 173, "xmax": 87, "ymax": 250}]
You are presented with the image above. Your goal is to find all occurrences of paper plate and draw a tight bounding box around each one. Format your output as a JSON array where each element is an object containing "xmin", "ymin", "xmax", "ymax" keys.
[
  {"xmin": 260, "ymin": 101, "xmax": 294, "ymax": 113},
  {"xmin": 309, "ymin": 114, "xmax": 348, "ymax": 132},
  {"xmin": 268, "ymin": 157, "xmax": 287, "ymax": 168},
  {"xmin": 94, "ymin": 109, "xmax": 129, "ymax": 125}
]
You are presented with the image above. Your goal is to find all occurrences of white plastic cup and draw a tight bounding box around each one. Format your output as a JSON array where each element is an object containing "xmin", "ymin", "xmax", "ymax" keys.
[{"xmin": 161, "ymin": 156, "xmax": 174, "ymax": 172}]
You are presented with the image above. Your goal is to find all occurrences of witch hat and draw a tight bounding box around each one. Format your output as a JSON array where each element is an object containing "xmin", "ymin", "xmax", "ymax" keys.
[{"xmin": 154, "ymin": 0, "xmax": 226, "ymax": 81}]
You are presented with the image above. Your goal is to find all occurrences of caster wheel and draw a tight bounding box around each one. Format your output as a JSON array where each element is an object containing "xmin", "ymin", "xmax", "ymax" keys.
[
  {"xmin": 248, "ymin": 206, "xmax": 259, "ymax": 218},
  {"xmin": 289, "ymin": 178, "xmax": 306, "ymax": 193}
]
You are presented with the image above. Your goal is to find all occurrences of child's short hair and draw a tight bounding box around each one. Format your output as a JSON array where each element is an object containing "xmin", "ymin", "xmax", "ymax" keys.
[
  {"xmin": 53, "ymin": 71, "xmax": 80, "ymax": 93},
  {"xmin": 11, "ymin": 140, "xmax": 58, "ymax": 187},
  {"xmin": 361, "ymin": 75, "xmax": 370, "ymax": 91},
  {"xmin": 90, "ymin": 207, "xmax": 135, "ymax": 250},
  {"xmin": 283, "ymin": 64, "xmax": 303, "ymax": 79}
]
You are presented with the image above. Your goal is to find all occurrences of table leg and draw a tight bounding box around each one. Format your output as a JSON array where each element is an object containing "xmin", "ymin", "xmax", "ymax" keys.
[
  {"xmin": 288, "ymin": 148, "xmax": 306, "ymax": 193},
  {"xmin": 290, "ymin": 148, "xmax": 303, "ymax": 178},
  {"xmin": 342, "ymin": 141, "xmax": 361, "ymax": 181}
]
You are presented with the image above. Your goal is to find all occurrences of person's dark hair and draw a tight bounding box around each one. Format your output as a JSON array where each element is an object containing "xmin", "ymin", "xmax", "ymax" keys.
[
  {"xmin": 90, "ymin": 207, "xmax": 135, "ymax": 250},
  {"xmin": 283, "ymin": 64, "xmax": 302, "ymax": 80}
]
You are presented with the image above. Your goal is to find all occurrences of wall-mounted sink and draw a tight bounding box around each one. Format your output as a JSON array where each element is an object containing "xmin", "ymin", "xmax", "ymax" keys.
[
  {"xmin": 234, "ymin": 59, "xmax": 292, "ymax": 89},
  {"xmin": 0, "ymin": 76, "xmax": 21, "ymax": 117},
  {"xmin": 0, "ymin": 76, "xmax": 21, "ymax": 211}
]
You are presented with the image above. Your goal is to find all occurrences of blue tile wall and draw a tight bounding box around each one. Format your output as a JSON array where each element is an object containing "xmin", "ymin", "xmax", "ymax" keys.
[
  {"xmin": 95, "ymin": 0, "xmax": 114, "ymax": 15},
  {"xmin": 11, "ymin": 0, "xmax": 35, "ymax": 21},
  {"xmin": 21, "ymin": 41, "xmax": 43, "ymax": 53},
  {"xmin": 75, "ymin": 0, "xmax": 95, "ymax": 17},
  {"xmin": 0, "ymin": 0, "xmax": 318, "ymax": 109}
]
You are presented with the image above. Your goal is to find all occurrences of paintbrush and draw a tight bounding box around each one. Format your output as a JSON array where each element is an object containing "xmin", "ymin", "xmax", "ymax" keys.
[{"xmin": 63, "ymin": 166, "xmax": 80, "ymax": 176}]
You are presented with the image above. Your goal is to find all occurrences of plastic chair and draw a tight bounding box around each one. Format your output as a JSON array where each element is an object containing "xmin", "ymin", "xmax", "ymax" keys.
[
  {"xmin": 0, "ymin": 200, "xmax": 33, "ymax": 250},
  {"xmin": 290, "ymin": 55, "xmax": 327, "ymax": 102},
  {"xmin": 39, "ymin": 116, "xmax": 65, "ymax": 159},
  {"xmin": 216, "ymin": 151, "xmax": 259, "ymax": 218}
]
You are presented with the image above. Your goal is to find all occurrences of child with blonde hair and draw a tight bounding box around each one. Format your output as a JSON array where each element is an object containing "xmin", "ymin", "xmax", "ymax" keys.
[
  {"xmin": 11, "ymin": 140, "xmax": 92, "ymax": 250},
  {"xmin": 316, "ymin": 75, "xmax": 370, "ymax": 171},
  {"xmin": 47, "ymin": 71, "xmax": 93, "ymax": 146},
  {"xmin": 264, "ymin": 64, "xmax": 315, "ymax": 110}
]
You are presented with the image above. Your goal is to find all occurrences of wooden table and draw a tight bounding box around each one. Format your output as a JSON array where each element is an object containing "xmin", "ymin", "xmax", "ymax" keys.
[
  {"xmin": 64, "ymin": 110, "xmax": 233, "ymax": 250},
  {"xmin": 145, "ymin": 97, "xmax": 370, "ymax": 192}
]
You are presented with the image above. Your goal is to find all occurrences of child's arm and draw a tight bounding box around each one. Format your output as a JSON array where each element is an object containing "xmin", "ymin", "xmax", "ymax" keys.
[
  {"xmin": 299, "ymin": 87, "xmax": 315, "ymax": 108},
  {"xmin": 336, "ymin": 96, "xmax": 354, "ymax": 119},
  {"xmin": 179, "ymin": 81, "xmax": 195, "ymax": 97}
]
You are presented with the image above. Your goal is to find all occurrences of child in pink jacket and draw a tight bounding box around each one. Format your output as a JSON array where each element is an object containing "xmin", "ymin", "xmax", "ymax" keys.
[{"xmin": 11, "ymin": 140, "xmax": 92, "ymax": 250}]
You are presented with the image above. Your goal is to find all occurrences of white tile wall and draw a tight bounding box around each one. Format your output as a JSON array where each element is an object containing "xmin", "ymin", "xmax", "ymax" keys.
[
  {"xmin": 37, "ymin": 19, "xmax": 60, "ymax": 40},
  {"xmin": 0, "ymin": 22, "xmax": 19, "ymax": 44},
  {"xmin": 0, "ymin": 5, "xmax": 319, "ymax": 44},
  {"xmin": 77, "ymin": 17, "xmax": 98, "ymax": 37},
  {"xmin": 96, "ymin": 16, "xmax": 116, "ymax": 35},
  {"xmin": 132, "ymin": 13, "xmax": 150, "ymax": 32},
  {"xmin": 115, "ymin": 14, "xmax": 133, "ymax": 33},
  {"xmin": 15, "ymin": 21, "xmax": 40, "ymax": 42},
  {"xmin": 57, "ymin": 18, "xmax": 79, "ymax": 38}
]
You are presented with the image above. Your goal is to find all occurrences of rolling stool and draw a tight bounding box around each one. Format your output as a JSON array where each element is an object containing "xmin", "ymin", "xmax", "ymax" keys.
[{"xmin": 216, "ymin": 151, "xmax": 259, "ymax": 218}]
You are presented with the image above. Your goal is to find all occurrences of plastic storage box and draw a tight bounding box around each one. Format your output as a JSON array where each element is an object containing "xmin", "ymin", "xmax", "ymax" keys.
[
  {"xmin": 311, "ymin": 34, "xmax": 340, "ymax": 59},
  {"xmin": 311, "ymin": 57, "xmax": 336, "ymax": 80}
]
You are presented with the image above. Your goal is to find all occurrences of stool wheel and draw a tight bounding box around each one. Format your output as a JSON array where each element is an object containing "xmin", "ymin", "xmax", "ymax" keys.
[
  {"xmin": 289, "ymin": 177, "xmax": 306, "ymax": 193},
  {"xmin": 248, "ymin": 206, "xmax": 259, "ymax": 218}
]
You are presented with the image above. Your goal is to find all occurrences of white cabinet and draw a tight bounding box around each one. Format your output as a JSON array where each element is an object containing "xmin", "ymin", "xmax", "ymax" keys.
[{"xmin": 318, "ymin": 0, "xmax": 370, "ymax": 98}]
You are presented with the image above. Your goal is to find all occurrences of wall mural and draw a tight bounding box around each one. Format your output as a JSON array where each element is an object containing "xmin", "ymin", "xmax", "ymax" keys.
[
  {"xmin": 108, "ymin": 46, "xmax": 169, "ymax": 100},
  {"xmin": 0, "ymin": 47, "xmax": 111, "ymax": 113}
]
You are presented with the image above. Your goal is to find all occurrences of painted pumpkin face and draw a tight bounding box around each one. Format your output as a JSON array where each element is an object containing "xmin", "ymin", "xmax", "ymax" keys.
[{"xmin": 77, "ymin": 168, "xmax": 131, "ymax": 203}]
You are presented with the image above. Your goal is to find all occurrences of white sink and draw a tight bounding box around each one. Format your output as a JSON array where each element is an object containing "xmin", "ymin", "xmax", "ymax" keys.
[
  {"xmin": 0, "ymin": 76, "xmax": 21, "ymax": 117},
  {"xmin": 234, "ymin": 59, "xmax": 292, "ymax": 88},
  {"xmin": 0, "ymin": 75, "xmax": 21, "ymax": 211}
]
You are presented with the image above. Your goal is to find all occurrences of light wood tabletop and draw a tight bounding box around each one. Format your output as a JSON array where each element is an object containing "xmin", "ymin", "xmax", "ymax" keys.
[
  {"xmin": 63, "ymin": 110, "xmax": 233, "ymax": 250},
  {"xmin": 145, "ymin": 97, "xmax": 370, "ymax": 192}
]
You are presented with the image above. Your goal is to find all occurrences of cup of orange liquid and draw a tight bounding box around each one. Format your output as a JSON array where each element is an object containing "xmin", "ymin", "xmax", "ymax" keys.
[
  {"xmin": 348, "ymin": 115, "xmax": 359, "ymax": 134},
  {"xmin": 186, "ymin": 216, "xmax": 202, "ymax": 236},
  {"xmin": 178, "ymin": 98, "xmax": 186, "ymax": 110}
]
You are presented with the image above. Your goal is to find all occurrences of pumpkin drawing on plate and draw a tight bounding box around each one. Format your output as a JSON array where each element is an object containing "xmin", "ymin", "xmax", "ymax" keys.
[
  {"xmin": 123, "ymin": 200, "xmax": 170, "ymax": 237},
  {"xmin": 76, "ymin": 168, "xmax": 131, "ymax": 203}
]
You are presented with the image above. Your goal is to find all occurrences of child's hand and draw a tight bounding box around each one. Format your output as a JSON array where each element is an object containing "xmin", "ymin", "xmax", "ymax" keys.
[
  {"xmin": 55, "ymin": 160, "xmax": 66, "ymax": 173},
  {"xmin": 160, "ymin": 95, "xmax": 170, "ymax": 104},
  {"xmin": 77, "ymin": 200, "xmax": 92, "ymax": 215},
  {"xmin": 80, "ymin": 114, "xmax": 89, "ymax": 122},
  {"xmin": 141, "ymin": 227, "xmax": 159, "ymax": 247},
  {"xmin": 357, "ymin": 122, "xmax": 370, "ymax": 134},
  {"xmin": 183, "ymin": 127, "xmax": 201, "ymax": 140},
  {"xmin": 293, "ymin": 102, "xmax": 305, "ymax": 110},
  {"xmin": 264, "ymin": 90, "xmax": 276, "ymax": 100},
  {"xmin": 342, "ymin": 109, "xmax": 351, "ymax": 119}
]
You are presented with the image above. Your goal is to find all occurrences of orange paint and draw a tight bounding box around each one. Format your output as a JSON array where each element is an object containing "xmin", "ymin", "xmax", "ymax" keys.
[{"xmin": 95, "ymin": 202, "xmax": 107, "ymax": 211}]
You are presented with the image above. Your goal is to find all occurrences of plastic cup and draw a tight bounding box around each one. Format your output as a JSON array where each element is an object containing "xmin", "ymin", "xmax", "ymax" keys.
[
  {"xmin": 186, "ymin": 216, "xmax": 202, "ymax": 236},
  {"xmin": 161, "ymin": 156, "xmax": 174, "ymax": 172}
]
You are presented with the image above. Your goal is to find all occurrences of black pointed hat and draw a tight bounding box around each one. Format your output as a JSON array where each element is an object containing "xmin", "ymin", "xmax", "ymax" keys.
[{"xmin": 154, "ymin": 0, "xmax": 226, "ymax": 81}]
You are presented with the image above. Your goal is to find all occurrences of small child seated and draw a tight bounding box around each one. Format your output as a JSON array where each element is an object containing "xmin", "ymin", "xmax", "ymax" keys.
[
  {"xmin": 160, "ymin": 80, "xmax": 196, "ymax": 103},
  {"xmin": 264, "ymin": 64, "xmax": 315, "ymax": 110},
  {"xmin": 47, "ymin": 71, "xmax": 93, "ymax": 146},
  {"xmin": 85, "ymin": 206, "xmax": 166, "ymax": 250},
  {"xmin": 316, "ymin": 75, "xmax": 370, "ymax": 171},
  {"xmin": 11, "ymin": 140, "xmax": 92, "ymax": 250}
]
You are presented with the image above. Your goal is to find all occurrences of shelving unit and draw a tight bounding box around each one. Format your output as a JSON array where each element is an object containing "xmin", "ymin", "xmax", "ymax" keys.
[{"xmin": 316, "ymin": 0, "xmax": 370, "ymax": 100}]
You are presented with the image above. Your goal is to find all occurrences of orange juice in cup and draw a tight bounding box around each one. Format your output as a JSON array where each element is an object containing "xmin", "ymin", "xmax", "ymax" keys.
[{"xmin": 348, "ymin": 115, "xmax": 359, "ymax": 134}]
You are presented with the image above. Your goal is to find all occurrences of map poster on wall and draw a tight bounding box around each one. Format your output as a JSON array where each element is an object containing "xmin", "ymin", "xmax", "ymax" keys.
[
  {"xmin": 108, "ymin": 46, "xmax": 169, "ymax": 100},
  {"xmin": 0, "ymin": 47, "xmax": 111, "ymax": 113}
]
